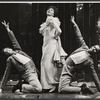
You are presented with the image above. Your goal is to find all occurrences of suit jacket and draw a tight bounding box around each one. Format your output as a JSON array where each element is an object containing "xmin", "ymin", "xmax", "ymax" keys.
[
  {"xmin": 0, "ymin": 30, "xmax": 36, "ymax": 89},
  {"xmin": 72, "ymin": 24, "xmax": 89, "ymax": 53}
]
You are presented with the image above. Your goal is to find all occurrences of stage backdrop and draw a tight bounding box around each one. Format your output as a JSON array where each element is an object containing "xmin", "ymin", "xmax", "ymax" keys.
[{"xmin": 0, "ymin": 3, "xmax": 99, "ymax": 81}]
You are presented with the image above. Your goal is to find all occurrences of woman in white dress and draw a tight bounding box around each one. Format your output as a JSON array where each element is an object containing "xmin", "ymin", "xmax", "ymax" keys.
[{"xmin": 39, "ymin": 6, "xmax": 68, "ymax": 92}]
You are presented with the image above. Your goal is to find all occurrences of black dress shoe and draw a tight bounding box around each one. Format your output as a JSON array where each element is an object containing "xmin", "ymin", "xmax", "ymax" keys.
[
  {"xmin": 81, "ymin": 83, "xmax": 94, "ymax": 94},
  {"xmin": 12, "ymin": 80, "xmax": 23, "ymax": 93},
  {"xmin": 42, "ymin": 89, "xmax": 50, "ymax": 93}
]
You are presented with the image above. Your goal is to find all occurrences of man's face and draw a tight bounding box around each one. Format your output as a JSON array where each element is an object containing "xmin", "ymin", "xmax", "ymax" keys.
[
  {"xmin": 89, "ymin": 45, "xmax": 100, "ymax": 53},
  {"xmin": 4, "ymin": 48, "xmax": 13, "ymax": 55}
]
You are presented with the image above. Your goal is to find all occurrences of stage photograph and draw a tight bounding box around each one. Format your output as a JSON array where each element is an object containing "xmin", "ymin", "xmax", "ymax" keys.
[{"xmin": 0, "ymin": 2, "xmax": 100, "ymax": 99}]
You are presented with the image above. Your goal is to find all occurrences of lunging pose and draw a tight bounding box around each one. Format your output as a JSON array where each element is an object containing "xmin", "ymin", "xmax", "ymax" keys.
[
  {"xmin": 0, "ymin": 21, "xmax": 42, "ymax": 93},
  {"xmin": 59, "ymin": 16, "xmax": 100, "ymax": 94}
]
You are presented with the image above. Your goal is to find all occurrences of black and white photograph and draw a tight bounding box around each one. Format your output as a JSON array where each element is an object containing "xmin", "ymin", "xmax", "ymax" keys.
[{"xmin": 0, "ymin": 2, "xmax": 100, "ymax": 99}]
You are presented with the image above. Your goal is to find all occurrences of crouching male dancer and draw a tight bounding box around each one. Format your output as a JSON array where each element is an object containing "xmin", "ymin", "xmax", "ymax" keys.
[
  {"xmin": 58, "ymin": 16, "xmax": 100, "ymax": 94},
  {"xmin": 0, "ymin": 21, "xmax": 42, "ymax": 93}
]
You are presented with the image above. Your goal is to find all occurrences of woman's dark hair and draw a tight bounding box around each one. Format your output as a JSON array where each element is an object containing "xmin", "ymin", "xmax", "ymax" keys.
[{"xmin": 47, "ymin": 6, "xmax": 58, "ymax": 17}]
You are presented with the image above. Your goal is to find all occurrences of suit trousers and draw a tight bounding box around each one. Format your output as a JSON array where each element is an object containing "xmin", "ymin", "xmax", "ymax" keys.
[
  {"xmin": 21, "ymin": 61, "xmax": 42, "ymax": 93},
  {"xmin": 22, "ymin": 73, "xmax": 42, "ymax": 93},
  {"xmin": 59, "ymin": 56, "xmax": 100, "ymax": 93},
  {"xmin": 58, "ymin": 65, "xmax": 81, "ymax": 93}
]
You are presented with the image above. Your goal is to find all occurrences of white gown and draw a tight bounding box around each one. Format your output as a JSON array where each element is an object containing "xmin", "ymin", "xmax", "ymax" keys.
[{"xmin": 40, "ymin": 17, "xmax": 68, "ymax": 90}]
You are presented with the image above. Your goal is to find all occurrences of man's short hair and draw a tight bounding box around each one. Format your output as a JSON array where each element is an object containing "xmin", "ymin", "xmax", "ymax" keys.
[
  {"xmin": 1, "ymin": 47, "xmax": 12, "ymax": 54},
  {"xmin": 1, "ymin": 48, "xmax": 5, "ymax": 54},
  {"xmin": 89, "ymin": 45, "xmax": 100, "ymax": 54},
  {"xmin": 93, "ymin": 45, "xmax": 100, "ymax": 53}
]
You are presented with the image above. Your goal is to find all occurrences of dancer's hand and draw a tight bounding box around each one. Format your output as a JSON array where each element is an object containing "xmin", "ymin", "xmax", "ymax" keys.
[
  {"xmin": 1, "ymin": 20, "xmax": 10, "ymax": 31},
  {"xmin": 46, "ymin": 16, "xmax": 53, "ymax": 25},
  {"xmin": 70, "ymin": 16, "xmax": 76, "ymax": 26}
]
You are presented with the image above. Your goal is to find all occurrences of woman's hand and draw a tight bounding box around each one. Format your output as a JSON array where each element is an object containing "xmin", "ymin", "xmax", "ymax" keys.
[
  {"xmin": 46, "ymin": 16, "xmax": 54, "ymax": 25},
  {"xmin": 51, "ymin": 36, "xmax": 58, "ymax": 40}
]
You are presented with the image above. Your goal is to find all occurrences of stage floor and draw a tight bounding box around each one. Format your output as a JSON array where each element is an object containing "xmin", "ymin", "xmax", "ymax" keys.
[
  {"xmin": 0, "ymin": 91, "xmax": 100, "ymax": 99},
  {"xmin": 0, "ymin": 81, "xmax": 100, "ymax": 99},
  {"xmin": 0, "ymin": 86, "xmax": 100, "ymax": 99}
]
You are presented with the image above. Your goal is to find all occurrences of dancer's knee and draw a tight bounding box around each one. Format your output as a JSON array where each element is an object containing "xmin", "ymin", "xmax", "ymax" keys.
[{"xmin": 35, "ymin": 84, "xmax": 42, "ymax": 92}]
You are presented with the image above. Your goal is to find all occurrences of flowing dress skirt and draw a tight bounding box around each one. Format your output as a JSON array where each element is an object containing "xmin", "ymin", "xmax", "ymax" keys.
[{"xmin": 41, "ymin": 37, "xmax": 67, "ymax": 90}]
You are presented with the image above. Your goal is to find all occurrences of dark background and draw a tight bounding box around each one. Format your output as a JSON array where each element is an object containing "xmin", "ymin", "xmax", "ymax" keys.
[{"xmin": 0, "ymin": 3, "xmax": 100, "ymax": 81}]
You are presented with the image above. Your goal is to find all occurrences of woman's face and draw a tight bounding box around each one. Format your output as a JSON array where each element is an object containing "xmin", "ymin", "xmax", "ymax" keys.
[{"xmin": 46, "ymin": 8, "xmax": 54, "ymax": 16}]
